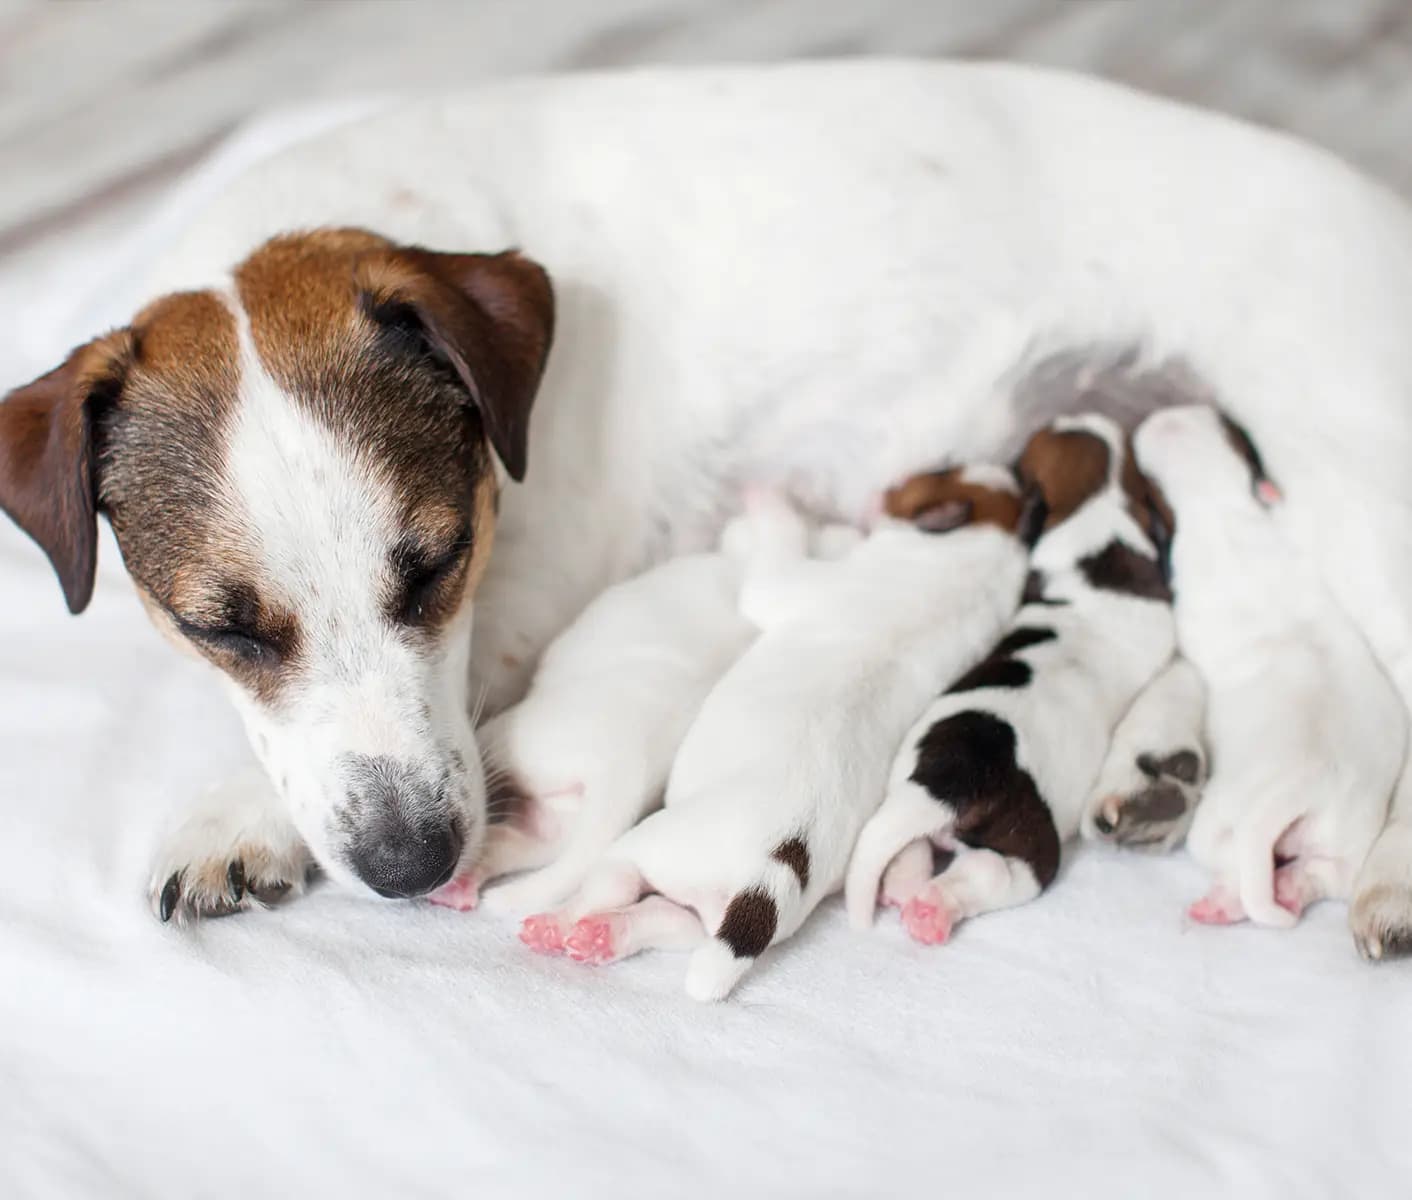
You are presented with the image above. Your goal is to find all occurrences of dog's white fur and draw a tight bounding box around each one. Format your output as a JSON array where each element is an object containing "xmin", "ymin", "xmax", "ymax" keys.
[
  {"xmin": 470, "ymin": 549, "xmax": 754, "ymax": 916},
  {"xmin": 1081, "ymin": 655, "xmax": 1207, "ymax": 852},
  {"xmin": 1135, "ymin": 405, "xmax": 1405, "ymax": 927},
  {"xmin": 525, "ymin": 488, "xmax": 1028, "ymax": 999},
  {"xmin": 846, "ymin": 415, "xmax": 1175, "ymax": 939},
  {"xmin": 128, "ymin": 60, "xmax": 1412, "ymax": 952}
]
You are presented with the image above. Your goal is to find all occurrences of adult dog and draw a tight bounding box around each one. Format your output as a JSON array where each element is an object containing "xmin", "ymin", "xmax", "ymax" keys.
[{"xmin": 2, "ymin": 60, "xmax": 1410, "ymax": 957}]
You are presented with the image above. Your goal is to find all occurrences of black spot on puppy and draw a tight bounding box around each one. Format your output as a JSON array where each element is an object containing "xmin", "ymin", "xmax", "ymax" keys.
[
  {"xmin": 717, "ymin": 888, "xmax": 778, "ymax": 958},
  {"xmin": 947, "ymin": 657, "xmax": 1032, "ymax": 694},
  {"xmin": 909, "ymin": 711, "xmax": 1060, "ymax": 888},
  {"xmin": 992, "ymin": 626, "xmax": 1057, "ymax": 657},
  {"xmin": 771, "ymin": 837, "xmax": 811, "ymax": 890},
  {"xmin": 1078, "ymin": 540, "xmax": 1172, "ymax": 602},
  {"xmin": 1022, "ymin": 569, "xmax": 1068, "ymax": 607},
  {"xmin": 1137, "ymin": 749, "xmax": 1202, "ymax": 785},
  {"xmin": 946, "ymin": 626, "xmax": 1055, "ymax": 694}
]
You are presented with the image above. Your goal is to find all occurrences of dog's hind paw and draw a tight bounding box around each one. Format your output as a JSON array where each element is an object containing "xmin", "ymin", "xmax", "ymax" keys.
[{"xmin": 148, "ymin": 772, "xmax": 313, "ymax": 925}]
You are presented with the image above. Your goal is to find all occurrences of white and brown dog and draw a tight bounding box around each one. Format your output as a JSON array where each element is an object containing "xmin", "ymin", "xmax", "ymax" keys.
[
  {"xmin": 521, "ymin": 474, "xmax": 1038, "ymax": 999},
  {"xmin": 845, "ymin": 415, "xmax": 1176, "ymax": 942},
  {"xmin": 1134, "ymin": 405, "xmax": 1405, "ymax": 928},
  {"xmin": 3, "ymin": 61, "xmax": 1412, "ymax": 957}
]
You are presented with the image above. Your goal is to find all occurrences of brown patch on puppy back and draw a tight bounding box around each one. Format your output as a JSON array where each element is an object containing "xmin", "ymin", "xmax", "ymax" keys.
[
  {"xmin": 771, "ymin": 837, "xmax": 811, "ymax": 890},
  {"xmin": 1016, "ymin": 429, "xmax": 1111, "ymax": 527},
  {"xmin": 716, "ymin": 888, "xmax": 778, "ymax": 958},
  {"xmin": 884, "ymin": 468, "xmax": 1022, "ymax": 533}
]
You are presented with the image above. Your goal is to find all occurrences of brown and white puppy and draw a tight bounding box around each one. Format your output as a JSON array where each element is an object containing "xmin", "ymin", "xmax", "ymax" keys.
[
  {"xmin": 0, "ymin": 229, "xmax": 554, "ymax": 919},
  {"xmin": 846, "ymin": 414, "xmax": 1178, "ymax": 942}
]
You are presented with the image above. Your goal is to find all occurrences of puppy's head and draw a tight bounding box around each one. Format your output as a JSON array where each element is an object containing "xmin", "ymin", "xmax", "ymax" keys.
[
  {"xmin": 1016, "ymin": 412, "xmax": 1168, "ymax": 548},
  {"xmin": 883, "ymin": 463, "xmax": 1046, "ymax": 545},
  {"xmin": 1133, "ymin": 404, "xmax": 1276, "ymax": 515},
  {"xmin": 0, "ymin": 228, "xmax": 554, "ymax": 898}
]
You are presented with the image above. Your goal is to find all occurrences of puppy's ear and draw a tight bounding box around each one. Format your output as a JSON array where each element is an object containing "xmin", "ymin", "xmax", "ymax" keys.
[
  {"xmin": 914, "ymin": 499, "xmax": 973, "ymax": 534},
  {"xmin": 1016, "ymin": 484, "xmax": 1049, "ymax": 549},
  {"xmin": 366, "ymin": 248, "xmax": 554, "ymax": 482},
  {"xmin": 0, "ymin": 333, "xmax": 131, "ymax": 613}
]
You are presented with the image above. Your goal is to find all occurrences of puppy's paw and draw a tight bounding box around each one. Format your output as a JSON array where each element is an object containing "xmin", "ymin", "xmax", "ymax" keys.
[
  {"xmin": 1350, "ymin": 820, "xmax": 1412, "ymax": 962},
  {"xmin": 1085, "ymin": 748, "xmax": 1204, "ymax": 853},
  {"xmin": 148, "ymin": 774, "xmax": 313, "ymax": 925}
]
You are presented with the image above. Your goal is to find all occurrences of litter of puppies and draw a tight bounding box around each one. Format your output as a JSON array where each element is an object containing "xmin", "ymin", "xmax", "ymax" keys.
[{"xmin": 475, "ymin": 408, "xmax": 1400, "ymax": 999}]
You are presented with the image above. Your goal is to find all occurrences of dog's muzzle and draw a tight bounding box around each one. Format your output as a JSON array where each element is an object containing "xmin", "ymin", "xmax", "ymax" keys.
[{"xmin": 342, "ymin": 755, "xmax": 465, "ymax": 897}]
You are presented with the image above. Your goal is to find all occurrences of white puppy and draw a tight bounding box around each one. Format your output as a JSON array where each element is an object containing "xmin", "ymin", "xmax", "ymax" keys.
[
  {"xmin": 427, "ymin": 549, "xmax": 755, "ymax": 915},
  {"xmin": 520, "ymin": 471, "xmax": 1038, "ymax": 999},
  {"xmin": 847, "ymin": 414, "xmax": 1176, "ymax": 942},
  {"xmin": 1134, "ymin": 405, "xmax": 1405, "ymax": 927},
  {"xmin": 1082, "ymin": 656, "xmax": 1208, "ymax": 853}
]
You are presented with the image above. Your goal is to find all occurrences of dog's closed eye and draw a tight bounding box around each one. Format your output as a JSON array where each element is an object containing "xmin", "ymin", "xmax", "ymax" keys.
[
  {"xmin": 391, "ymin": 531, "xmax": 472, "ymax": 626},
  {"xmin": 174, "ymin": 617, "xmax": 278, "ymax": 665}
]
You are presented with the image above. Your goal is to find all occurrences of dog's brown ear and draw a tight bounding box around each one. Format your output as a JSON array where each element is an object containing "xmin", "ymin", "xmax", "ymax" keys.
[
  {"xmin": 371, "ymin": 248, "xmax": 554, "ymax": 482},
  {"xmin": 0, "ymin": 333, "xmax": 131, "ymax": 613}
]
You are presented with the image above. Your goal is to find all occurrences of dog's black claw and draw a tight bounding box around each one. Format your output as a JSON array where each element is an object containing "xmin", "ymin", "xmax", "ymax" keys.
[
  {"xmin": 159, "ymin": 873, "xmax": 181, "ymax": 922},
  {"xmin": 227, "ymin": 860, "xmax": 246, "ymax": 902},
  {"xmin": 249, "ymin": 879, "xmax": 292, "ymax": 906}
]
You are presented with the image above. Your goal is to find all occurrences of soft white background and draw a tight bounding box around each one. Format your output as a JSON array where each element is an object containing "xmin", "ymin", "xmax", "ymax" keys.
[{"xmin": 2, "ymin": 3, "xmax": 1410, "ymax": 1197}]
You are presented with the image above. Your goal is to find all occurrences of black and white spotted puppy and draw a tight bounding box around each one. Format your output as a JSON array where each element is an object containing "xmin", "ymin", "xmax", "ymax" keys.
[
  {"xmin": 846, "ymin": 413, "xmax": 1176, "ymax": 943},
  {"xmin": 1134, "ymin": 404, "xmax": 1405, "ymax": 927},
  {"xmin": 521, "ymin": 471, "xmax": 1038, "ymax": 999}
]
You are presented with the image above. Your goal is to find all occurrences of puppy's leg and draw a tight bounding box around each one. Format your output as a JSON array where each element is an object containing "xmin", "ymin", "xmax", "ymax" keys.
[
  {"xmin": 519, "ymin": 860, "xmax": 645, "ymax": 956},
  {"xmin": 878, "ymin": 838, "xmax": 936, "ymax": 909},
  {"xmin": 900, "ymin": 848, "xmax": 1043, "ymax": 945},
  {"xmin": 1083, "ymin": 657, "xmax": 1206, "ymax": 852},
  {"xmin": 148, "ymin": 768, "xmax": 313, "ymax": 924},
  {"xmin": 563, "ymin": 895, "xmax": 706, "ymax": 965},
  {"xmin": 1273, "ymin": 855, "xmax": 1353, "ymax": 918}
]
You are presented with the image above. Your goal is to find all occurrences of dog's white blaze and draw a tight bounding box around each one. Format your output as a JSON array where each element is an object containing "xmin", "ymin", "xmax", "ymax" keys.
[{"xmin": 213, "ymin": 298, "xmax": 483, "ymax": 887}]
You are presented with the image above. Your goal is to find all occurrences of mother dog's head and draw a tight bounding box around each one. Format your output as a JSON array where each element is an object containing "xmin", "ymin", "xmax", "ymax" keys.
[{"xmin": 0, "ymin": 229, "xmax": 554, "ymax": 899}]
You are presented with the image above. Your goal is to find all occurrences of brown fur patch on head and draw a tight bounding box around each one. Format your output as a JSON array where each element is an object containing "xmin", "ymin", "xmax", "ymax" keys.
[
  {"xmin": 235, "ymin": 228, "xmax": 553, "ymax": 484},
  {"xmin": 1015, "ymin": 428, "xmax": 1112, "ymax": 528},
  {"xmin": 884, "ymin": 467, "xmax": 1023, "ymax": 533}
]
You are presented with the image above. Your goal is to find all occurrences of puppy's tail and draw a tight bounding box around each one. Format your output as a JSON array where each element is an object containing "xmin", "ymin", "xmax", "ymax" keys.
[
  {"xmin": 684, "ymin": 844, "xmax": 810, "ymax": 1002},
  {"xmin": 845, "ymin": 787, "xmax": 948, "ymax": 930}
]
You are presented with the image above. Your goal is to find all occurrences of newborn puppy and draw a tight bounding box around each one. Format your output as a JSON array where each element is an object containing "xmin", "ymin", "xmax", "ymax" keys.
[
  {"xmin": 846, "ymin": 414, "xmax": 1176, "ymax": 943},
  {"xmin": 1134, "ymin": 405, "xmax": 1404, "ymax": 926},
  {"xmin": 431, "ymin": 549, "xmax": 756, "ymax": 914},
  {"xmin": 522, "ymin": 471, "xmax": 1038, "ymax": 1000},
  {"xmin": 1082, "ymin": 655, "xmax": 1208, "ymax": 853}
]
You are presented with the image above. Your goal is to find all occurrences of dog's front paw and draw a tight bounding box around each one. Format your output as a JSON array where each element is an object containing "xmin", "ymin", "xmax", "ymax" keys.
[
  {"xmin": 1084, "ymin": 749, "xmax": 1205, "ymax": 853},
  {"xmin": 148, "ymin": 773, "xmax": 314, "ymax": 924},
  {"xmin": 1350, "ymin": 820, "xmax": 1412, "ymax": 961}
]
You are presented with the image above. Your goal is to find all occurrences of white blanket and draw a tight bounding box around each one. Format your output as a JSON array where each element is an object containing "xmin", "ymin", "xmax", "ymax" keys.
[{"xmin": 2, "ymin": 103, "xmax": 1408, "ymax": 1200}]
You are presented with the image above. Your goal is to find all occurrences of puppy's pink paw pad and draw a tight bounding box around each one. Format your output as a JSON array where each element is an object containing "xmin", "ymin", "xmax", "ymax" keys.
[
  {"xmin": 1274, "ymin": 872, "xmax": 1306, "ymax": 918},
  {"xmin": 901, "ymin": 897, "xmax": 954, "ymax": 945},
  {"xmin": 1188, "ymin": 895, "xmax": 1239, "ymax": 925},
  {"xmin": 520, "ymin": 914, "xmax": 565, "ymax": 954},
  {"xmin": 428, "ymin": 872, "xmax": 482, "ymax": 913},
  {"xmin": 565, "ymin": 916, "xmax": 618, "ymax": 965}
]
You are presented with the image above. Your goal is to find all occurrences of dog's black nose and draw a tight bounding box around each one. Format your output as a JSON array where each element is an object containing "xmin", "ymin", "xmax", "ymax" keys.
[
  {"xmin": 350, "ymin": 817, "xmax": 463, "ymax": 898},
  {"xmin": 342, "ymin": 754, "xmax": 464, "ymax": 898}
]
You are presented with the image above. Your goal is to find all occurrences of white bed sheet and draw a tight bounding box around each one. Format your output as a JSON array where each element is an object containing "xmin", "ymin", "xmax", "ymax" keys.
[{"xmin": 1, "ymin": 105, "xmax": 1409, "ymax": 1200}]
